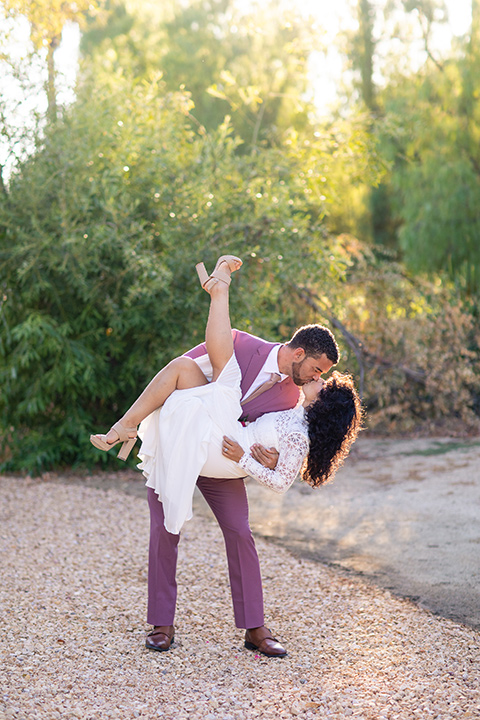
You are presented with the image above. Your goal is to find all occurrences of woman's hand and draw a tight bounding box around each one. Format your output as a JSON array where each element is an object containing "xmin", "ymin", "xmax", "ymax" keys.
[
  {"xmin": 222, "ymin": 436, "xmax": 244, "ymax": 462},
  {"xmin": 250, "ymin": 444, "xmax": 279, "ymax": 469}
]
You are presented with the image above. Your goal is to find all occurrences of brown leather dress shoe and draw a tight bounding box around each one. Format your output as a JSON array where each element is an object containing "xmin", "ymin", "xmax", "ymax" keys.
[
  {"xmin": 244, "ymin": 626, "xmax": 287, "ymax": 658},
  {"xmin": 145, "ymin": 625, "xmax": 175, "ymax": 652}
]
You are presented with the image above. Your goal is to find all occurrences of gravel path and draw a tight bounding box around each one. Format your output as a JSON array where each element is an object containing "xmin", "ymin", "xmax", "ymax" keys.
[
  {"xmin": 1, "ymin": 474, "xmax": 479, "ymax": 720},
  {"xmin": 241, "ymin": 437, "xmax": 480, "ymax": 629}
]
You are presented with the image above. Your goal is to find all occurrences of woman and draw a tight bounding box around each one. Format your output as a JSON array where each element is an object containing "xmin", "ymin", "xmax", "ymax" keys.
[{"xmin": 91, "ymin": 255, "xmax": 361, "ymax": 534}]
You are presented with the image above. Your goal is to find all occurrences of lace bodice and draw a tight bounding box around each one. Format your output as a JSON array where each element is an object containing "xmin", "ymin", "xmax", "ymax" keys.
[{"xmin": 238, "ymin": 406, "xmax": 309, "ymax": 493}]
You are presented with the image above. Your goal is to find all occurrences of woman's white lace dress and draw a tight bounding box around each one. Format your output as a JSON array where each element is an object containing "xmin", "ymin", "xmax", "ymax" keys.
[{"xmin": 138, "ymin": 354, "xmax": 309, "ymax": 534}]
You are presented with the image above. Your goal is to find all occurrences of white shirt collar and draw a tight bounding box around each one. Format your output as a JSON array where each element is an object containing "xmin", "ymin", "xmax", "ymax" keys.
[{"xmin": 263, "ymin": 345, "xmax": 288, "ymax": 381}]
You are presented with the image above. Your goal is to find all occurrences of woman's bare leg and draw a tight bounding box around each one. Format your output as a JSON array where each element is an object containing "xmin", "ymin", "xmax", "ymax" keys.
[
  {"xmin": 120, "ymin": 357, "xmax": 208, "ymax": 426},
  {"xmin": 98, "ymin": 357, "xmax": 208, "ymax": 444},
  {"xmin": 205, "ymin": 280, "xmax": 234, "ymax": 381}
]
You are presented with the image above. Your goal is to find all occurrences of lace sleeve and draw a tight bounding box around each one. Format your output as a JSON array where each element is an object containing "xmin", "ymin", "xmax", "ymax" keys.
[{"xmin": 238, "ymin": 432, "xmax": 309, "ymax": 494}]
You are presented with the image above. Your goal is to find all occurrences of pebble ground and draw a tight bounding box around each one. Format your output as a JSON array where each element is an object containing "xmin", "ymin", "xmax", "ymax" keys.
[{"xmin": 1, "ymin": 474, "xmax": 479, "ymax": 720}]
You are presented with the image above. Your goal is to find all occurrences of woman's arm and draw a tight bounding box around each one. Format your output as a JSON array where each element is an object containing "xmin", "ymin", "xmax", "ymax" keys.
[{"xmin": 222, "ymin": 432, "xmax": 309, "ymax": 494}]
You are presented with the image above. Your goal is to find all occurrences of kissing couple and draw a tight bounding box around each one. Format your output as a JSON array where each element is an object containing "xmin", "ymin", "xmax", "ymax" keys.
[{"xmin": 91, "ymin": 254, "xmax": 361, "ymax": 657}]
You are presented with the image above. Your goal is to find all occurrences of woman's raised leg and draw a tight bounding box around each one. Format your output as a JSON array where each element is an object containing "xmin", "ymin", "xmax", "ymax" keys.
[
  {"xmin": 204, "ymin": 282, "xmax": 233, "ymax": 381},
  {"xmin": 202, "ymin": 256, "xmax": 242, "ymax": 381}
]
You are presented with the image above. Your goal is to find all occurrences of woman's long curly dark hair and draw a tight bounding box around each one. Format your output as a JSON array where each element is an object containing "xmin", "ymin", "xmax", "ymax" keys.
[{"xmin": 302, "ymin": 371, "xmax": 362, "ymax": 487}]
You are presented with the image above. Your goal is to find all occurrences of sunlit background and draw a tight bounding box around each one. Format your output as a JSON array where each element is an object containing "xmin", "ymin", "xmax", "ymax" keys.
[
  {"xmin": 1, "ymin": 0, "xmax": 474, "ymax": 115},
  {"xmin": 1, "ymin": 0, "xmax": 479, "ymax": 472}
]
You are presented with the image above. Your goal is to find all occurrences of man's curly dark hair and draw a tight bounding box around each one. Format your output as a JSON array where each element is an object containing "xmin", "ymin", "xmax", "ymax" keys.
[
  {"xmin": 302, "ymin": 372, "xmax": 362, "ymax": 487},
  {"xmin": 288, "ymin": 324, "xmax": 339, "ymax": 364}
]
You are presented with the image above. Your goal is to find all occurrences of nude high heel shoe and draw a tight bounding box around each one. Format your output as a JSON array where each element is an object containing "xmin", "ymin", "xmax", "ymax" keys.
[
  {"xmin": 90, "ymin": 421, "xmax": 138, "ymax": 461},
  {"xmin": 196, "ymin": 255, "xmax": 242, "ymax": 290}
]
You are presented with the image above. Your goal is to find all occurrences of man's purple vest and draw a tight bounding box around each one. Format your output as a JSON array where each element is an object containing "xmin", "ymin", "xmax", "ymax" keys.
[{"xmin": 184, "ymin": 329, "xmax": 300, "ymax": 422}]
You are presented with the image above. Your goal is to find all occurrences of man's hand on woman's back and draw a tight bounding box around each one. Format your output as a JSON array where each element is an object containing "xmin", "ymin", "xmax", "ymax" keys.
[{"xmin": 250, "ymin": 444, "xmax": 279, "ymax": 469}]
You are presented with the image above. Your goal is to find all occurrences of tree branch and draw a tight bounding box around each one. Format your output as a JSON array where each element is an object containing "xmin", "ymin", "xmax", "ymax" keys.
[
  {"xmin": 419, "ymin": 12, "xmax": 444, "ymax": 73},
  {"xmin": 293, "ymin": 284, "xmax": 427, "ymax": 395}
]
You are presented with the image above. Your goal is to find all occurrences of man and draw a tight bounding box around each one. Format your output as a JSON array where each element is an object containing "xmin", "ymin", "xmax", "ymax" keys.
[{"xmin": 145, "ymin": 323, "xmax": 339, "ymax": 657}]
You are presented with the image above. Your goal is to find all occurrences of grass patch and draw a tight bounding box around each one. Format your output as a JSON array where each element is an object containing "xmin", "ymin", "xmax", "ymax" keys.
[{"xmin": 405, "ymin": 440, "xmax": 480, "ymax": 457}]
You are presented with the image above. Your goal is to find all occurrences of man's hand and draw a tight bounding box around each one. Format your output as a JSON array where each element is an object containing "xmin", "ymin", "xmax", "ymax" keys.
[{"xmin": 249, "ymin": 444, "xmax": 279, "ymax": 470}]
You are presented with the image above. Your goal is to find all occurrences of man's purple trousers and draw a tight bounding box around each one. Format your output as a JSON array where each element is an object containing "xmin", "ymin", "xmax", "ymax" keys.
[{"xmin": 147, "ymin": 476, "xmax": 265, "ymax": 629}]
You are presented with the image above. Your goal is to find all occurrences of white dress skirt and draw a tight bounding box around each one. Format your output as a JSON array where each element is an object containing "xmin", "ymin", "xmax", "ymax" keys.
[{"xmin": 137, "ymin": 354, "xmax": 310, "ymax": 534}]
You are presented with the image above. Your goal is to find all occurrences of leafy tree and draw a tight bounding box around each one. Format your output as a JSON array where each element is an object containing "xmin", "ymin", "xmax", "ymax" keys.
[
  {"xmin": 0, "ymin": 66, "xmax": 379, "ymax": 472},
  {"xmin": 0, "ymin": 0, "xmax": 102, "ymax": 120},
  {"xmin": 377, "ymin": 32, "xmax": 480, "ymax": 296},
  {"xmin": 339, "ymin": 0, "xmax": 480, "ymax": 297},
  {"xmin": 349, "ymin": 0, "xmax": 378, "ymax": 111},
  {"xmin": 81, "ymin": 0, "xmax": 317, "ymax": 148},
  {"xmin": 340, "ymin": 0, "xmax": 451, "ymax": 248}
]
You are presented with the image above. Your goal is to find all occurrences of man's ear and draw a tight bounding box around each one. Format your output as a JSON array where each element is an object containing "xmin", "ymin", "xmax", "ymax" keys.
[{"xmin": 292, "ymin": 347, "xmax": 306, "ymax": 362}]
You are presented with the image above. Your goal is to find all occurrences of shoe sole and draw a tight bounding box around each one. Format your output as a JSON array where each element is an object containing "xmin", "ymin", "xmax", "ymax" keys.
[
  {"xmin": 145, "ymin": 638, "xmax": 174, "ymax": 652},
  {"xmin": 244, "ymin": 641, "xmax": 287, "ymax": 657}
]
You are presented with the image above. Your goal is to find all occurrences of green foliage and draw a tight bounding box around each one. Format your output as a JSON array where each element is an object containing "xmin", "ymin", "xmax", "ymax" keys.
[
  {"xmin": 2, "ymin": 0, "xmax": 479, "ymax": 475},
  {"xmin": 347, "ymin": 0, "xmax": 377, "ymax": 110},
  {"xmin": 81, "ymin": 0, "xmax": 317, "ymax": 149},
  {"xmin": 0, "ymin": 67, "xmax": 379, "ymax": 472},
  {"xmin": 369, "ymin": 31, "xmax": 480, "ymax": 296},
  {"xmin": 397, "ymin": 153, "xmax": 480, "ymax": 293}
]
